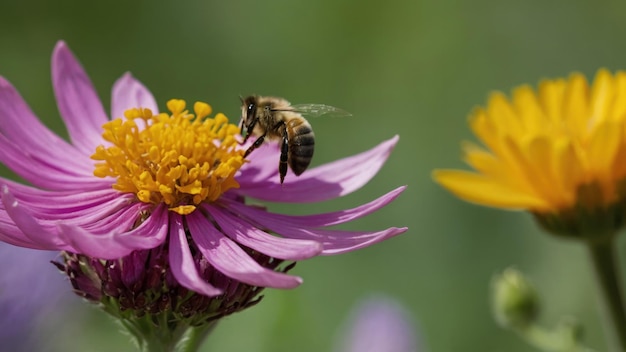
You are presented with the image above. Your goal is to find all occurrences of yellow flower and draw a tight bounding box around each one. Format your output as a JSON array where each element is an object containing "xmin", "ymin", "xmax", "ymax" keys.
[{"xmin": 434, "ymin": 69, "xmax": 626, "ymax": 238}]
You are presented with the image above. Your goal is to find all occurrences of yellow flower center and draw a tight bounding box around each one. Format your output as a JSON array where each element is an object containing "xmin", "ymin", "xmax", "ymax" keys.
[{"xmin": 91, "ymin": 99, "xmax": 244, "ymax": 215}]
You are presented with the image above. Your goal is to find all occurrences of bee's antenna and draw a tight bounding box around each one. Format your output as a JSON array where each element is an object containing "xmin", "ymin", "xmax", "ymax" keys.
[{"xmin": 238, "ymin": 95, "xmax": 244, "ymax": 104}]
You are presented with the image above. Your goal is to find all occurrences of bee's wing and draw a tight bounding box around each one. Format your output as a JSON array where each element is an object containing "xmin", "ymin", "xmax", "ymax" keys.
[{"xmin": 289, "ymin": 104, "xmax": 352, "ymax": 118}]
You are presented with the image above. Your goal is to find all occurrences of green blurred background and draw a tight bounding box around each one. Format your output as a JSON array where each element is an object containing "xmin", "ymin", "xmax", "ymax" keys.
[{"xmin": 2, "ymin": 0, "xmax": 626, "ymax": 351}]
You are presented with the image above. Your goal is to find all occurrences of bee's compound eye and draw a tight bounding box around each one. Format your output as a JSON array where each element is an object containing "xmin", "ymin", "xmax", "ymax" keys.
[{"xmin": 247, "ymin": 103, "xmax": 255, "ymax": 113}]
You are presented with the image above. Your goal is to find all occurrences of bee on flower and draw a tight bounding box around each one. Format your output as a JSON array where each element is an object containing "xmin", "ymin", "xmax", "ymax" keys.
[{"xmin": 0, "ymin": 41, "xmax": 407, "ymax": 347}]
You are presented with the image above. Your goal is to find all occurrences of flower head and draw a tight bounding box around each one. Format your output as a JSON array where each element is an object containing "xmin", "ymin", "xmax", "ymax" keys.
[
  {"xmin": 434, "ymin": 69, "xmax": 626, "ymax": 238},
  {"xmin": 0, "ymin": 41, "xmax": 406, "ymax": 330}
]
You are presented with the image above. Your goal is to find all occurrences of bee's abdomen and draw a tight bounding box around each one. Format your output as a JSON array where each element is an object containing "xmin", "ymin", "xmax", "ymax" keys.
[{"xmin": 287, "ymin": 119, "xmax": 315, "ymax": 176}]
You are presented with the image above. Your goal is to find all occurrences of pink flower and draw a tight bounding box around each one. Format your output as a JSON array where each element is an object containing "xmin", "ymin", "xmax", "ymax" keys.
[
  {"xmin": 334, "ymin": 296, "xmax": 423, "ymax": 352},
  {"xmin": 0, "ymin": 41, "xmax": 406, "ymax": 304}
]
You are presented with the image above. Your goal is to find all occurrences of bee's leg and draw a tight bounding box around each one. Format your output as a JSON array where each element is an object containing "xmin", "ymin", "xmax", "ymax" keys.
[
  {"xmin": 279, "ymin": 132, "xmax": 289, "ymax": 184},
  {"xmin": 244, "ymin": 133, "xmax": 266, "ymax": 158},
  {"xmin": 241, "ymin": 118, "xmax": 258, "ymax": 145},
  {"xmin": 238, "ymin": 117, "xmax": 244, "ymax": 135}
]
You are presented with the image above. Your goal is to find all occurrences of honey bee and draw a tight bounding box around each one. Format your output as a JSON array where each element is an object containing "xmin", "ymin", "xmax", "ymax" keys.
[{"xmin": 239, "ymin": 95, "xmax": 350, "ymax": 183}]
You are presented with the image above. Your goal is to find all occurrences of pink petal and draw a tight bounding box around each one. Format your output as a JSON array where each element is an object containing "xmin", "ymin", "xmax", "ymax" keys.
[
  {"xmin": 235, "ymin": 136, "xmax": 399, "ymax": 203},
  {"xmin": 44, "ymin": 196, "xmax": 133, "ymax": 221},
  {"xmin": 3, "ymin": 181, "xmax": 125, "ymax": 217},
  {"xmin": 1, "ymin": 185, "xmax": 68, "ymax": 250},
  {"xmin": 111, "ymin": 72, "xmax": 159, "ymax": 120},
  {"xmin": 0, "ymin": 211, "xmax": 46, "ymax": 249},
  {"xmin": 169, "ymin": 214, "xmax": 223, "ymax": 296},
  {"xmin": 0, "ymin": 77, "xmax": 91, "ymax": 172},
  {"xmin": 206, "ymin": 205, "xmax": 323, "ymax": 260},
  {"xmin": 57, "ymin": 204, "xmax": 169, "ymax": 259},
  {"xmin": 1, "ymin": 177, "xmax": 113, "ymax": 198},
  {"xmin": 2, "ymin": 182, "xmax": 168, "ymax": 256},
  {"xmin": 52, "ymin": 41, "xmax": 109, "ymax": 155},
  {"xmin": 234, "ymin": 142, "xmax": 281, "ymax": 183},
  {"xmin": 0, "ymin": 134, "xmax": 107, "ymax": 191},
  {"xmin": 228, "ymin": 201, "xmax": 407, "ymax": 254},
  {"xmin": 65, "ymin": 201, "xmax": 145, "ymax": 231},
  {"xmin": 277, "ymin": 226, "xmax": 407, "ymax": 255},
  {"xmin": 223, "ymin": 186, "xmax": 406, "ymax": 227},
  {"xmin": 187, "ymin": 211, "xmax": 302, "ymax": 289},
  {"xmin": 57, "ymin": 224, "xmax": 139, "ymax": 259}
]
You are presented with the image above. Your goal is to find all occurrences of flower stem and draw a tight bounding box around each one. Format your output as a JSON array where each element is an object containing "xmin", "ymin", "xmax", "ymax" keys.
[
  {"xmin": 588, "ymin": 239, "xmax": 626, "ymax": 352},
  {"xmin": 179, "ymin": 323, "xmax": 218, "ymax": 352},
  {"xmin": 134, "ymin": 320, "xmax": 187, "ymax": 352},
  {"xmin": 518, "ymin": 322, "xmax": 596, "ymax": 352}
]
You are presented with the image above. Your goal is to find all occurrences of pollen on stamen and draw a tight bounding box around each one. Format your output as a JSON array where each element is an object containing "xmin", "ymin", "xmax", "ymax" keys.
[{"xmin": 91, "ymin": 99, "xmax": 244, "ymax": 215}]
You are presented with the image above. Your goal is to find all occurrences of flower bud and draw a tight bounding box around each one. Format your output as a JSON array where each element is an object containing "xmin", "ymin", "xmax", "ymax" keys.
[{"xmin": 491, "ymin": 268, "xmax": 539, "ymax": 329}]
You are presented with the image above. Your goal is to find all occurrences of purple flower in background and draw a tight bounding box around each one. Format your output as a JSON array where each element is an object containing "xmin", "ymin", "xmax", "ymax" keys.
[
  {"xmin": 335, "ymin": 296, "xmax": 423, "ymax": 352},
  {"xmin": 0, "ymin": 40, "xmax": 406, "ymax": 339},
  {"xmin": 0, "ymin": 244, "xmax": 68, "ymax": 352}
]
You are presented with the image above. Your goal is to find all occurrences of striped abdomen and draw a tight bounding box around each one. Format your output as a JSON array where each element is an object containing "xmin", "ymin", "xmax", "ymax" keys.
[{"xmin": 286, "ymin": 118, "xmax": 315, "ymax": 176}]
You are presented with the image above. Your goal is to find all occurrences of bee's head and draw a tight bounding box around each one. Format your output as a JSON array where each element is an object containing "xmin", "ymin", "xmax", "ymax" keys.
[{"xmin": 240, "ymin": 95, "xmax": 258, "ymax": 124}]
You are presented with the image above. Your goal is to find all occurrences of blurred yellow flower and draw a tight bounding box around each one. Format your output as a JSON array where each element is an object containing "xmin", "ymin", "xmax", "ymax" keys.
[{"xmin": 434, "ymin": 69, "xmax": 626, "ymax": 234}]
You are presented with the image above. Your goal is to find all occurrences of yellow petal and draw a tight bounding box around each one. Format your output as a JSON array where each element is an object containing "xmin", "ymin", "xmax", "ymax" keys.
[
  {"xmin": 512, "ymin": 85, "xmax": 546, "ymax": 134},
  {"xmin": 563, "ymin": 73, "xmax": 590, "ymax": 137},
  {"xmin": 487, "ymin": 92, "xmax": 522, "ymax": 134},
  {"xmin": 610, "ymin": 71, "xmax": 626, "ymax": 122},
  {"xmin": 612, "ymin": 136, "xmax": 626, "ymax": 178},
  {"xmin": 588, "ymin": 121, "xmax": 621, "ymax": 173},
  {"xmin": 552, "ymin": 138, "xmax": 581, "ymax": 202},
  {"xmin": 537, "ymin": 78, "xmax": 566, "ymax": 126},
  {"xmin": 432, "ymin": 169, "xmax": 549, "ymax": 210},
  {"xmin": 469, "ymin": 107, "xmax": 500, "ymax": 153},
  {"xmin": 517, "ymin": 136, "xmax": 564, "ymax": 205},
  {"xmin": 589, "ymin": 68, "xmax": 614, "ymax": 127},
  {"xmin": 461, "ymin": 142, "xmax": 529, "ymax": 192}
]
